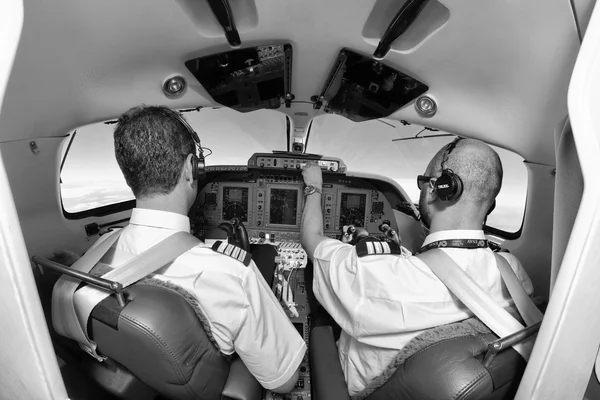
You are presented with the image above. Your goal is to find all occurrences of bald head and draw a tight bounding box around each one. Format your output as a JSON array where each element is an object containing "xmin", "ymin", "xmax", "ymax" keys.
[{"xmin": 426, "ymin": 138, "xmax": 503, "ymax": 210}]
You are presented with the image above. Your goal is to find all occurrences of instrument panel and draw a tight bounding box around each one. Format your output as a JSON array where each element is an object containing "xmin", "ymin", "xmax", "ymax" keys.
[
  {"xmin": 190, "ymin": 163, "xmax": 415, "ymax": 400},
  {"xmin": 190, "ymin": 170, "xmax": 404, "ymax": 242}
]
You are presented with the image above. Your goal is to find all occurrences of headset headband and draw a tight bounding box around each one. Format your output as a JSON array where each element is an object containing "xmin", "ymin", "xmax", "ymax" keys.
[
  {"xmin": 161, "ymin": 107, "xmax": 205, "ymax": 181},
  {"xmin": 441, "ymin": 137, "xmax": 462, "ymax": 171},
  {"xmin": 434, "ymin": 137, "xmax": 464, "ymax": 201},
  {"xmin": 163, "ymin": 108, "xmax": 203, "ymax": 158}
]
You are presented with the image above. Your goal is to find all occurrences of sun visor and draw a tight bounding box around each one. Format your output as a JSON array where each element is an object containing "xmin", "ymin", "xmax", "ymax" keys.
[
  {"xmin": 314, "ymin": 48, "xmax": 428, "ymax": 122},
  {"xmin": 185, "ymin": 43, "xmax": 293, "ymax": 112}
]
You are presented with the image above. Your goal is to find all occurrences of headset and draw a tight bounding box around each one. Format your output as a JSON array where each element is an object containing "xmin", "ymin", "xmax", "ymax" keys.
[
  {"xmin": 433, "ymin": 137, "xmax": 463, "ymax": 201},
  {"xmin": 162, "ymin": 108, "xmax": 206, "ymax": 181}
]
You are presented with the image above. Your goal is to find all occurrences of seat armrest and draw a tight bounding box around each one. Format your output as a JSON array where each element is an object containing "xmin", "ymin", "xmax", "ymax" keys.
[
  {"xmin": 310, "ymin": 326, "xmax": 350, "ymax": 400},
  {"xmin": 221, "ymin": 358, "xmax": 263, "ymax": 400}
]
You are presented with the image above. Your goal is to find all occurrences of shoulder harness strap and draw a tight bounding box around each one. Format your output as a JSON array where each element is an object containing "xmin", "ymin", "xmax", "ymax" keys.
[
  {"xmin": 212, "ymin": 241, "xmax": 252, "ymax": 266},
  {"xmin": 356, "ymin": 238, "xmax": 401, "ymax": 258}
]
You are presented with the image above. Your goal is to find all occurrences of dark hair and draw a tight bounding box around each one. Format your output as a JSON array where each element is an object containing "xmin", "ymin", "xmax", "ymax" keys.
[{"xmin": 114, "ymin": 105, "xmax": 195, "ymax": 198}]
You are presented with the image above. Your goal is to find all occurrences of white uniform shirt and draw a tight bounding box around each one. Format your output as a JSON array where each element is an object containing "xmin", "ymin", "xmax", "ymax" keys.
[
  {"xmin": 312, "ymin": 229, "xmax": 533, "ymax": 396},
  {"xmin": 91, "ymin": 208, "xmax": 306, "ymax": 390}
]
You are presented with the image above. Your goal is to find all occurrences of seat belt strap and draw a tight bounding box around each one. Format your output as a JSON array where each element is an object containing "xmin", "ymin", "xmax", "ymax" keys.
[
  {"xmin": 52, "ymin": 229, "xmax": 123, "ymax": 346},
  {"xmin": 417, "ymin": 250, "xmax": 534, "ymax": 360},
  {"xmin": 53, "ymin": 230, "xmax": 200, "ymax": 361},
  {"xmin": 494, "ymin": 253, "xmax": 543, "ymax": 326}
]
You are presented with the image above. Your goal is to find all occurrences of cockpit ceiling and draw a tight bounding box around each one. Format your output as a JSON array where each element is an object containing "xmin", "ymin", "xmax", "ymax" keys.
[{"xmin": 0, "ymin": 0, "xmax": 584, "ymax": 165}]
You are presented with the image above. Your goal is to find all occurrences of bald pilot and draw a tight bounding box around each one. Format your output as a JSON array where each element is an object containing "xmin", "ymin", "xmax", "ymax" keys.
[{"xmin": 300, "ymin": 138, "xmax": 534, "ymax": 397}]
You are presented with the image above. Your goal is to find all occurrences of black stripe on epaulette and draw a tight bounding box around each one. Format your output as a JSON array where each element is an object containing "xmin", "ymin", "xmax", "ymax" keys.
[
  {"xmin": 355, "ymin": 238, "xmax": 401, "ymax": 257},
  {"xmin": 211, "ymin": 241, "xmax": 251, "ymax": 266}
]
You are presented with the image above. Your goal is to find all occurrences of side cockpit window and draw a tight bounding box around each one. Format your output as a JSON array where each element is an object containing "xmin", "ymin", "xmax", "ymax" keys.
[{"xmin": 60, "ymin": 122, "xmax": 134, "ymax": 215}]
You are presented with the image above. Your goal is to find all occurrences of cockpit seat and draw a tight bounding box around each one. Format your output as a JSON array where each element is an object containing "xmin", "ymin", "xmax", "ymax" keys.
[
  {"xmin": 74, "ymin": 270, "xmax": 262, "ymax": 400},
  {"xmin": 309, "ymin": 316, "xmax": 529, "ymax": 400}
]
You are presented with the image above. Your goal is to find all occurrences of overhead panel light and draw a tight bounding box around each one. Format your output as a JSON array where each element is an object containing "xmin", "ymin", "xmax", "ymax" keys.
[
  {"xmin": 162, "ymin": 75, "xmax": 187, "ymax": 98},
  {"xmin": 415, "ymin": 95, "xmax": 437, "ymax": 117}
]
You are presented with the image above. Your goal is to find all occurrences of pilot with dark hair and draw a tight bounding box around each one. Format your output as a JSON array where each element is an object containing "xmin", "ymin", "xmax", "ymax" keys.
[
  {"xmin": 60, "ymin": 105, "xmax": 305, "ymax": 393},
  {"xmin": 300, "ymin": 138, "xmax": 534, "ymax": 397}
]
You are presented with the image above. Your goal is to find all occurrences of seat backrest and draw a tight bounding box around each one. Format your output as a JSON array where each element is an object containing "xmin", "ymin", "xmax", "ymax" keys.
[
  {"xmin": 362, "ymin": 317, "xmax": 526, "ymax": 400},
  {"xmin": 364, "ymin": 334, "xmax": 525, "ymax": 400},
  {"xmin": 88, "ymin": 279, "xmax": 231, "ymax": 400}
]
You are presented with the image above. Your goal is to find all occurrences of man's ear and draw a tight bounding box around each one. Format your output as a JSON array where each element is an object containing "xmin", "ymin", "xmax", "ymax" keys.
[
  {"xmin": 427, "ymin": 181, "xmax": 439, "ymax": 201},
  {"xmin": 487, "ymin": 200, "xmax": 496, "ymax": 215},
  {"xmin": 183, "ymin": 154, "xmax": 195, "ymax": 183}
]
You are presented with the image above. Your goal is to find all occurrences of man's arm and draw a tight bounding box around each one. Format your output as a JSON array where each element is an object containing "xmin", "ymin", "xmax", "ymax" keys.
[
  {"xmin": 300, "ymin": 162, "xmax": 362, "ymax": 335},
  {"xmin": 300, "ymin": 162, "xmax": 329, "ymax": 261},
  {"xmin": 272, "ymin": 369, "xmax": 300, "ymax": 393},
  {"xmin": 233, "ymin": 263, "xmax": 306, "ymax": 392}
]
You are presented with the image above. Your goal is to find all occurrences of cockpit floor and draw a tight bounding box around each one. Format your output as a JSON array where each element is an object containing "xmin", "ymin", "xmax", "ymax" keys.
[{"xmin": 60, "ymin": 363, "xmax": 121, "ymax": 400}]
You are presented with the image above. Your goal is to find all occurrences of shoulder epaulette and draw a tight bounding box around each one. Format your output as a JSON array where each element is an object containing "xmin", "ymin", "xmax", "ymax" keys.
[
  {"xmin": 356, "ymin": 239, "xmax": 401, "ymax": 258},
  {"xmin": 211, "ymin": 241, "xmax": 252, "ymax": 266}
]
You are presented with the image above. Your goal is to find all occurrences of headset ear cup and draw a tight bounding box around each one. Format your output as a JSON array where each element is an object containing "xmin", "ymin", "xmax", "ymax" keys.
[
  {"xmin": 196, "ymin": 154, "xmax": 205, "ymax": 181},
  {"xmin": 452, "ymin": 173, "xmax": 463, "ymax": 200},
  {"xmin": 434, "ymin": 173, "xmax": 454, "ymax": 201},
  {"xmin": 434, "ymin": 171, "xmax": 463, "ymax": 201},
  {"xmin": 190, "ymin": 155, "xmax": 198, "ymax": 181}
]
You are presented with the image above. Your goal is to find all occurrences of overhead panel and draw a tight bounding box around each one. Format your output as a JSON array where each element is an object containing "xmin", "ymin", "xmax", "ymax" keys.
[
  {"xmin": 314, "ymin": 48, "xmax": 428, "ymax": 122},
  {"xmin": 185, "ymin": 43, "xmax": 294, "ymax": 113}
]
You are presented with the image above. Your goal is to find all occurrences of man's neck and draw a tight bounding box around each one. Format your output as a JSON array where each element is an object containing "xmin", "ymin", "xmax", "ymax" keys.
[
  {"xmin": 136, "ymin": 194, "xmax": 189, "ymax": 216},
  {"xmin": 427, "ymin": 215, "xmax": 484, "ymax": 234}
]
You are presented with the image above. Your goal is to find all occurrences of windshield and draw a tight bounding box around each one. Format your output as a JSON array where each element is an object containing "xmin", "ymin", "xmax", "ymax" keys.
[
  {"xmin": 186, "ymin": 108, "xmax": 287, "ymax": 165},
  {"xmin": 306, "ymin": 114, "xmax": 527, "ymax": 234},
  {"xmin": 60, "ymin": 108, "xmax": 287, "ymax": 214},
  {"xmin": 61, "ymin": 109, "xmax": 527, "ymax": 234}
]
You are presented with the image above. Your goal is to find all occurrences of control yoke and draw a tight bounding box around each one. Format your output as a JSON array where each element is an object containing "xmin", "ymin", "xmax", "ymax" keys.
[{"xmin": 218, "ymin": 218, "xmax": 250, "ymax": 251}]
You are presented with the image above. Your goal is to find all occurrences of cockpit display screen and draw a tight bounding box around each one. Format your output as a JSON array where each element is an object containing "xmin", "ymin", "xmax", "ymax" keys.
[
  {"xmin": 269, "ymin": 188, "xmax": 298, "ymax": 225},
  {"xmin": 222, "ymin": 187, "xmax": 248, "ymax": 222},
  {"xmin": 340, "ymin": 192, "xmax": 367, "ymax": 227},
  {"xmin": 346, "ymin": 194, "xmax": 362, "ymax": 209}
]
